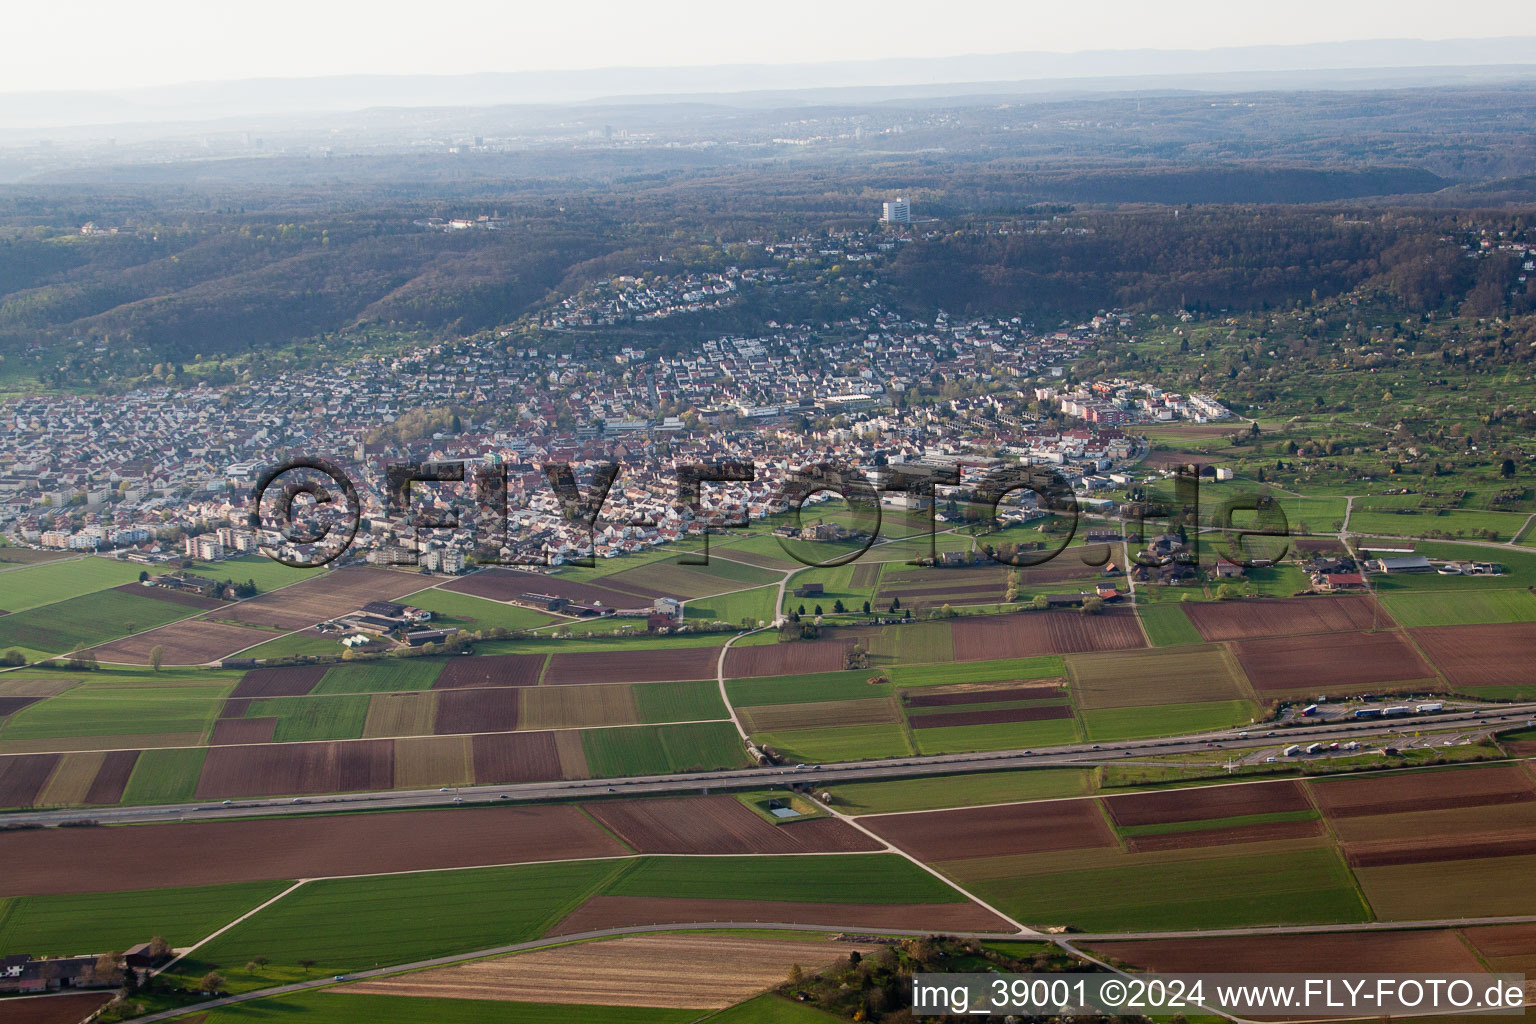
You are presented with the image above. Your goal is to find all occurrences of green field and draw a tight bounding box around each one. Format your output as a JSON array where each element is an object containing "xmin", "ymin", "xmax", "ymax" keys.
[
  {"xmin": 0, "ymin": 685, "xmax": 228, "ymax": 740},
  {"xmin": 120, "ymin": 747, "xmax": 209, "ymax": 804},
  {"xmin": 404, "ymin": 588, "xmax": 559, "ymax": 632},
  {"xmin": 0, "ymin": 557, "xmax": 164, "ymax": 613},
  {"xmin": 1114, "ymin": 809, "xmax": 1319, "ymax": 838},
  {"xmin": 754, "ymin": 723, "xmax": 912, "ymax": 762},
  {"xmin": 186, "ymin": 555, "xmax": 325, "ymax": 594},
  {"xmin": 580, "ymin": 722, "xmax": 749, "ymax": 777},
  {"xmin": 1378, "ymin": 588, "xmax": 1536, "ymax": 627},
  {"xmin": 1136, "ymin": 603, "xmax": 1204, "ymax": 646},
  {"xmin": 0, "ymin": 880, "xmax": 290, "ymax": 957},
  {"xmin": 0, "ymin": 588, "xmax": 198, "ymax": 657},
  {"xmin": 312, "ymin": 660, "xmax": 445, "ymax": 695},
  {"xmin": 1080, "ymin": 699, "xmax": 1259, "ymax": 742},
  {"xmin": 727, "ymin": 670, "xmax": 896, "ymax": 708},
  {"xmin": 685, "ymin": 584, "xmax": 780, "ymax": 625},
  {"xmin": 606, "ymin": 854, "xmax": 967, "ymax": 904},
  {"xmin": 1347, "ymin": 508, "xmax": 1530, "ymax": 542},
  {"xmin": 704, "ymin": 993, "xmax": 845, "ymax": 1023},
  {"xmin": 194, "ymin": 992, "xmax": 700, "ymax": 1024},
  {"xmin": 912, "ymin": 717, "xmax": 1080, "ymax": 755},
  {"xmin": 238, "ymin": 632, "xmax": 349, "ymax": 660},
  {"xmin": 829, "ymin": 768, "xmax": 1091, "ymax": 814},
  {"xmin": 965, "ymin": 847, "xmax": 1368, "ymax": 931},
  {"xmin": 247, "ymin": 694, "xmax": 371, "ymax": 742},
  {"xmin": 632, "ymin": 679, "xmax": 729, "ymax": 723},
  {"xmin": 883, "ymin": 656, "xmax": 1066, "ymax": 686},
  {"xmin": 172, "ymin": 860, "xmax": 626, "ymax": 991}
]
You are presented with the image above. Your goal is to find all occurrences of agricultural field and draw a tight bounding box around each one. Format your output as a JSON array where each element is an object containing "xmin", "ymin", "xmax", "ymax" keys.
[
  {"xmin": 1182, "ymin": 594, "xmax": 1389, "ymax": 641},
  {"xmin": 1066, "ymin": 644, "xmax": 1251, "ymax": 708},
  {"xmin": 168, "ymin": 859, "xmax": 629, "ymax": 991},
  {"xmin": 345, "ymin": 933, "xmax": 871, "ymax": 1010},
  {"xmin": 826, "ymin": 767, "xmax": 1091, "ymax": 814},
  {"xmin": 1411, "ymin": 622, "xmax": 1536, "ymax": 695},
  {"xmin": 313, "ymin": 659, "xmax": 445, "ymax": 694},
  {"xmin": 1135, "ymin": 602, "xmax": 1204, "ymax": 646},
  {"xmin": 579, "ymin": 722, "xmax": 749, "ymax": 777},
  {"xmin": 1230, "ymin": 629, "xmax": 1437, "ymax": 696},
  {"xmin": 0, "ymin": 587, "xmax": 198, "ymax": 658},
  {"xmin": 237, "ymin": 630, "xmax": 349, "ymax": 660},
  {"xmin": 1079, "ymin": 699, "xmax": 1259, "ymax": 741},
  {"xmin": 683, "ymin": 584, "xmax": 780, "ymax": 625},
  {"xmin": 1377, "ymin": 587, "xmax": 1536, "ymax": 627},
  {"xmin": 0, "ymin": 556, "xmax": 164, "ymax": 613},
  {"xmin": 89, "ymin": 618, "xmax": 277, "ymax": 666},
  {"xmin": 187, "ymin": 993, "xmax": 700, "ymax": 1024},
  {"xmin": 753, "ymin": 723, "xmax": 913, "ymax": 762},
  {"xmin": 403, "ymin": 588, "xmax": 560, "ymax": 631},
  {"xmin": 245, "ymin": 693, "xmax": 372, "ymax": 742},
  {"xmin": 911, "ymin": 716, "xmax": 1080, "ymax": 755},
  {"xmin": 0, "ymin": 683, "xmax": 228, "ymax": 741},
  {"xmin": 0, "ymin": 880, "xmax": 290, "ymax": 956}
]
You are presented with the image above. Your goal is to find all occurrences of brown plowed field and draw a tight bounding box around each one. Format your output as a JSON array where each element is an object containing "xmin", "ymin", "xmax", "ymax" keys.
[
  {"xmin": 0, "ymin": 695, "xmax": 42, "ymax": 716},
  {"xmin": 434, "ymin": 688, "xmax": 519, "ymax": 734},
  {"xmin": 115, "ymin": 582, "xmax": 226, "ymax": 610},
  {"xmin": 543, "ymin": 647, "xmax": 720, "ymax": 684},
  {"xmin": 723, "ymin": 637, "xmax": 852, "ymax": 678},
  {"xmin": 1411, "ymin": 622, "xmax": 1536, "ymax": 688},
  {"xmin": 1310, "ymin": 764, "xmax": 1536, "ymax": 818},
  {"xmin": 1126, "ymin": 819, "xmax": 1326, "ymax": 853},
  {"xmin": 35, "ymin": 751, "xmax": 106, "ymax": 807},
  {"xmin": 1345, "ymin": 835, "xmax": 1536, "ymax": 868},
  {"xmin": 445, "ymin": 569, "xmax": 647, "ymax": 609},
  {"xmin": 363, "ymin": 692, "xmax": 436, "ymax": 737},
  {"xmin": 0, "ymin": 804, "xmax": 629, "ymax": 896},
  {"xmin": 193, "ymin": 739, "xmax": 394, "ymax": 799},
  {"xmin": 1090, "ymin": 929, "xmax": 1481, "ymax": 973},
  {"xmin": 1105, "ymin": 779, "xmax": 1313, "ymax": 827},
  {"xmin": 554, "ymin": 730, "xmax": 590, "ymax": 778},
  {"xmin": 1069, "ymin": 644, "xmax": 1249, "ymax": 709},
  {"xmin": 582, "ymin": 795, "xmax": 882, "ymax": 854},
  {"xmin": 0, "ymin": 993, "xmax": 115, "ymax": 1024},
  {"xmin": 865, "ymin": 799, "xmax": 1115, "ymax": 860},
  {"xmin": 0, "ymin": 753, "xmax": 61, "ymax": 807},
  {"xmin": 741, "ymin": 698, "xmax": 899, "ymax": 733},
  {"xmin": 82, "ymin": 749, "xmax": 140, "ymax": 804},
  {"xmin": 471, "ymin": 730, "xmax": 563, "ymax": 783},
  {"xmin": 1464, "ymin": 922, "xmax": 1536, "ymax": 961},
  {"xmin": 392, "ymin": 735, "xmax": 473, "ymax": 789},
  {"xmin": 230, "ymin": 664, "xmax": 328, "ymax": 698},
  {"xmin": 90, "ymin": 619, "xmax": 274, "ymax": 665},
  {"xmin": 346, "ymin": 933, "xmax": 873, "ymax": 1009},
  {"xmin": 218, "ymin": 698, "xmax": 252, "ymax": 718},
  {"xmin": 908, "ymin": 704, "xmax": 1074, "ymax": 729},
  {"xmin": 1183, "ymin": 594, "xmax": 1390, "ymax": 642},
  {"xmin": 904, "ymin": 685, "xmax": 1065, "ymax": 707},
  {"xmin": 433, "ymin": 653, "xmax": 546, "ymax": 689},
  {"xmin": 225, "ymin": 567, "xmax": 425, "ymax": 630},
  {"xmin": 548, "ymin": 895, "xmax": 1011, "ymax": 936},
  {"xmin": 951, "ymin": 608, "xmax": 1144, "ymax": 661},
  {"xmin": 209, "ymin": 717, "xmax": 276, "ymax": 745},
  {"xmin": 520, "ymin": 684, "xmax": 640, "ymax": 730},
  {"xmin": 1231, "ymin": 629, "xmax": 1436, "ymax": 695}
]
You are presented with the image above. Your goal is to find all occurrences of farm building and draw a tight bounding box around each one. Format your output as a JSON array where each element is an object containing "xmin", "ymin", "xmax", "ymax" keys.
[
  {"xmin": 794, "ymin": 583, "xmax": 825, "ymax": 598},
  {"xmin": 1375, "ymin": 554, "xmax": 1433, "ymax": 573}
]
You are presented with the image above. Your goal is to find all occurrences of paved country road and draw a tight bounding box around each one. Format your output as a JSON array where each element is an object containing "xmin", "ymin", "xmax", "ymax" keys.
[{"xmin": 6, "ymin": 703, "xmax": 1533, "ymax": 828}]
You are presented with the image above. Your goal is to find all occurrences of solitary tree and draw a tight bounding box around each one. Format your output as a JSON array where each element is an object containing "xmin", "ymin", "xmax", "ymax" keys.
[
  {"xmin": 1502, "ymin": 458, "xmax": 1517, "ymax": 478},
  {"xmin": 813, "ymin": 604, "xmax": 823, "ymax": 616},
  {"xmin": 146, "ymin": 937, "xmax": 172, "ymax": 960},
  {"xmin": 149, "ymin": 645, "xmax": 165, "ymax": 671},
  {"xmin": 833, "ymin": 599, "xmax": 845, "ymax": 614},
  {"xmin": 862, "ymin": 600, "xmax": 871, "ymax": 615},
  {"xmin": 787, "ymin": 963, "xmax": 805, "ymax": 986},
  {"xmin": 298, "ymin": 958, "xmax": 316, "ymax": 974},
  {"xmin": 199, "ymin": 971, "xmax": 225, "ymax": 994},
  {"xmin": 1032, "ymin": 594, "xmax": 1050, "ymax": 610}
]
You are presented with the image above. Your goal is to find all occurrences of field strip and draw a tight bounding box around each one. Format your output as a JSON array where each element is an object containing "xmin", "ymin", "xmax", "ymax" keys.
[
  {"xmin": 158, "ymin": 879, "xmax": 311, "ymax": 975},
  {"xmin": 121, "ymin": 918, "xmax": 1022, "ymax": 1024}
]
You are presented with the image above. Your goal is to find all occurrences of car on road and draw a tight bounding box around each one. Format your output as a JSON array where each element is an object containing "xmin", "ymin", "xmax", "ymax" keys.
[
  {"xmin": 795, "ymin": 763, "xmax": 810, "ymax": 769},
  {"xmin": 222, "ymin": 800, "xmax": 232, "ymax": 806}
]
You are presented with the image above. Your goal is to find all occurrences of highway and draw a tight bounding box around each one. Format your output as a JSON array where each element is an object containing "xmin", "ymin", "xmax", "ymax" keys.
[{"xmin": 6, "ymin": 702, "xmax": 1533, "ymax": 828}]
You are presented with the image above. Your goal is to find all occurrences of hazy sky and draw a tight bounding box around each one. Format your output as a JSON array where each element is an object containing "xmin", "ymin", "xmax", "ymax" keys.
[{"xmin": 8, "ymin": 0, "xmax": 1535, "ymax": 93}]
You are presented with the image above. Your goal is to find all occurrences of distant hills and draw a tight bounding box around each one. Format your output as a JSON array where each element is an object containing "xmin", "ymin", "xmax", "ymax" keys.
[{"xmin": 2, "ymin": 37, "xmax": 1535, "ymax": 135}]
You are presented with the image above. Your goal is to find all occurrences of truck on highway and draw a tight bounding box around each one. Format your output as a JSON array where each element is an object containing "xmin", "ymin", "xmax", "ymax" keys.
[
  {"xmin": 1354, "ymin": 708, "xmax": 1383, "ymax": 719},
  {"xmin": 1416, "ymin": 702, "xmax": 1445, "ymax": 713},
  {"xmin": 1383, "ymin": 706, "xmax": 1413, "ymax": 717},
  {"xmin": 1283, "ymin": 744, "xmax": 1302, "ymax": 756}
]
